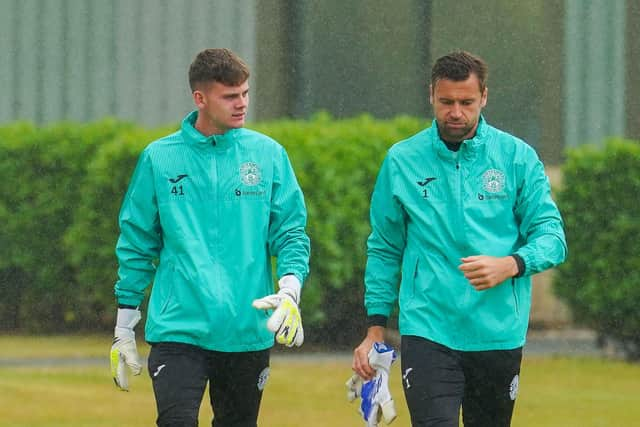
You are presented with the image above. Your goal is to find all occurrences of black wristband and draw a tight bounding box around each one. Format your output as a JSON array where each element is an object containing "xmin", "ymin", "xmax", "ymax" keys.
[
  {"xmin": 367, "ymin": 314, "xmax": 388, "ymax": 328},
  {"xmin": 511, "ymin": 254, "xmax": 526, "ymax": 278},
  {"xmin": 117, "ymin": 304, "xmax": 138, "ymax": 310}
]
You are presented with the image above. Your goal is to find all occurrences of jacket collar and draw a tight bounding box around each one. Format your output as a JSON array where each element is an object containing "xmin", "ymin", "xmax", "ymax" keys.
[
  {"xmin": 431, "ymin": 115, "xmax": 488, "ymax": 161},
  {"xmin": 180, "ymin": 110, "xmax": 240, "ymax": 150}
]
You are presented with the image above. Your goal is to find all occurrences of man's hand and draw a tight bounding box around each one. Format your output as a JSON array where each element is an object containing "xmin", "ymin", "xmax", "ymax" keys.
[
  {"xmin": 252, "ymin": 275, "xmax": 304, "ymax": 347},
  {"xmin": 459, "ymin": 255, "xmax": 519, "ymax": 290},
  {"xmin": 347, "ymin": 342, "xmax": 397, "ymax": 426},
  {"xmin": 110, "ymin": 308, "xmax": 142, "ymax": 391},
  {"xmin": 352, "ymin": 326, "xmax": 385, "ymax": 380}
]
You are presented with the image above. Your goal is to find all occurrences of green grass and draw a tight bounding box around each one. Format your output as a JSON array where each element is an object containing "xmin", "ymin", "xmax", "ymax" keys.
[
  {"xmin": 1, "ymin": 335, "xmax": 639, "ymax": 426},
  {"xmin": 0, "ymin": 334, "xmax": 116, "ymax": 358}
]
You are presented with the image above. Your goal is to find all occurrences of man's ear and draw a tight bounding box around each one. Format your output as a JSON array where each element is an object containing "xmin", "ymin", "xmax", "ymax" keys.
[
  {"xmin": 192, "ymin": 90, "xmax": 205, "ymax": 108},
  {"xmin": 480, "ymin": 87, "xmax": 488, "ymax": 108},
  {"xmin": 429, "ymin": 84, "xmax": 434, "ymax": 105}
]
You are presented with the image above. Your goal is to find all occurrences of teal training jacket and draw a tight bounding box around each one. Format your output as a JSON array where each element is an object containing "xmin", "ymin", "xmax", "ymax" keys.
[
  {"xmin": 365, "ymin": 117, "xmax": 567, "ymax": 351},
  {"xmin": 115, "ymin": 111, "xmax": 310, "ymax": 352}
]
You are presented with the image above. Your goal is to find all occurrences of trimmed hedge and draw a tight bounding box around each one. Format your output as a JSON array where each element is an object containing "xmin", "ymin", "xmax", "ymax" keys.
[
  {"xmin": 5, "ymin": 117, "xmax": 640, "ymax": 353},
  {"xmin": 62, "ymin": 126, "xmax": 172, "ymax": 329},
  {"xmin": 554, "ymin": 138, "xmax": 640, "ymax": 360},
  {"xmin": 0, "ymin": 120, "xmax": 135, "ymax": 331},
  {"xmin": 6, "ymin": 117, "xmax": 639, "ymax": 354},
  {"xmin": 1, "ymin": 114, "xmax": 427, "ymax": 344}
]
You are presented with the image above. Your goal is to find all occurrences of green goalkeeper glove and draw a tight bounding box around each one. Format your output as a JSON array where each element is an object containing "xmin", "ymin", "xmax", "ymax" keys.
[
  {"xmin": 252, "ymin": 275, "xmax": 304, "ymax": 347},
  {"xmin": 110, "ymin": 307, "xmax": 142, "ymax": 391}
]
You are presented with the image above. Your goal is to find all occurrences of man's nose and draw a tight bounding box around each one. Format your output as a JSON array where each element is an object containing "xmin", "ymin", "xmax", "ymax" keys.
[
  {"xmin": 236, "ymin": 95, "xmax": 248, "ymax": 109},
  {"xmin": 450, "ymin": 103, "xmax": 462, "ymax": 117}
]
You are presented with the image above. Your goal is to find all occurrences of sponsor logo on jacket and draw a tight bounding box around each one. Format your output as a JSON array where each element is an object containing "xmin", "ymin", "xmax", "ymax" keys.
[
  {"xmin": 236, "ymin": 162, "xmax": 266, "ymax": 198},
  {"xmin": 240, "ymin": 162, "xmax": 261, "ymax": 186},
  {"xmin": 478, "ymin": 168, "xmax": 508, "ymax": 200}
]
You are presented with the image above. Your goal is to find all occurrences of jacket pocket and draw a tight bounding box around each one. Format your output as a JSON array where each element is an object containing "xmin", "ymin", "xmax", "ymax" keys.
[
  {"xmin": 511, "ymin": 278, "xmax": 520, "ymax": 316},
  {"xmin": 157, "ymin": 261, "xmax": 177, "ymax": 315},
  {"xmin": 401, "ymin": 256, "xmax": 420, "ymax": 308},
  {"xmin": 410, "ymin": 257, "xmax": 419, "ymax": 297}
]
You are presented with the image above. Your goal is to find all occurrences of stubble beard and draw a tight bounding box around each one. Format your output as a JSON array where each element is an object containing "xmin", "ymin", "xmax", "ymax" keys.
[{"xmin": 438, "ymin": 120, "xmax": 476, "ymax": 143}]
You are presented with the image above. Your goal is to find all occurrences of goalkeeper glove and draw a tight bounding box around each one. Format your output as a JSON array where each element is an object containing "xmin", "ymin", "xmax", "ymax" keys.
[
  {"xmin": 110, "ymin": 307, "xmax": 142, "ymax": 391},
  {"xmin": 252, "ymin": 275, "xmax": 304, "ymax": 347},
  {"xmin": 346, "ymin": 342, "xmax": 397, "ymax": 426}
]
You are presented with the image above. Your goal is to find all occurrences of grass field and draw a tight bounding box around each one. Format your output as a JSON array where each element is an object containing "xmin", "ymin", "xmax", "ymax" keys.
[{"xmin": 0, "ymin": 335, "xmax": 638, "ymax": 426}]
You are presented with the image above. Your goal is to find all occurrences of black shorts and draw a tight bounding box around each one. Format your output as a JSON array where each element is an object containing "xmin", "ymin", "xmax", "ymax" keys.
[
  {"xmin": 148, "ymin": 342, "xmax": 270, "ymax": 427},
  {"xmin": 401, "ymin": 335, "xmax": 523, "ymax": 427}
]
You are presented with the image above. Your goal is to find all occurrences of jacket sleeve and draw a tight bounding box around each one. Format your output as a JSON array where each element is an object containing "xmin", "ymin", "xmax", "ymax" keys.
[
  {"xmin": 268, "ymin": 146, "xmax": 311, "ymax": 285},
  {"xmin": 114, "ymin": 149, "xmax": 162, "ymax": 306},
  {"xmin": 513, "ymin": 145, "xmax": 568, "ymax": 275},
  {"xmin": 364, "ymin": 154, "xmax": 406, "ymax": 317}
]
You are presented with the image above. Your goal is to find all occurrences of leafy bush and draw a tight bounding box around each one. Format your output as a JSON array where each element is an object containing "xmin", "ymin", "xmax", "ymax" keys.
[
  {"xmin": 0, "ymin": 119, "xmax": 134, "ymax": 331},
  {"xmin": 63, "ymin": 126, "xmax": 170, "ymax": 329},
  {"xmin": 554, "ymin": 138, "xmax": 640, "ymax": 360}
]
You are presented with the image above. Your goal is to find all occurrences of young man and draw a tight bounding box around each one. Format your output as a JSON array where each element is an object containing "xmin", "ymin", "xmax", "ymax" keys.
[
  {"xmin": 352, "ymin": 51, "xmax": 567, "ymax": 426},
  {"xmin": 110, "ymin": 48, "xmax": 310, "ymax": 427}
]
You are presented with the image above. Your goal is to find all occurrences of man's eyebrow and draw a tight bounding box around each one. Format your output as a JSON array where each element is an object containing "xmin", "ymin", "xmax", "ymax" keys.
[{"xmin": 437, "ymin": 96, "xmax": 477, "ymax": 101}]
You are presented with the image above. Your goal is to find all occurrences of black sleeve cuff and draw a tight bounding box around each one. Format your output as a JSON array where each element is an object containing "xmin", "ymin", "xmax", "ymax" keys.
[
  {"xmin": 511, "ymin": 254, "xmax": 525, "ymax": 278},
  {"xmin": 117, "ymin": 304, "xmax": 139, "ymax": 310},
  {"xmin": 367, "ymin": 314, "xmax": 388, "ymax": 328}
]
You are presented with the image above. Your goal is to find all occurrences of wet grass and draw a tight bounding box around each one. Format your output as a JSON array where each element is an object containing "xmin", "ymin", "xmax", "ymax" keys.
[{"xmin": 0, "ymin": 335, "xmax": 638, "ymax": 426}]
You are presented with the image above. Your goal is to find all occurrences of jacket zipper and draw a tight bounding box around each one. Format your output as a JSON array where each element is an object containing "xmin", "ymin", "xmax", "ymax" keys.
[{"xmin": 454, "ymin": 156, "xmax": 464, "ymax": 244}]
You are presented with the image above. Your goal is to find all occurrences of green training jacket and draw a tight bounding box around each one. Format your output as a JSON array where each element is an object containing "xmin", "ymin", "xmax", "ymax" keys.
[
  {"xmin": 365, "ymin": 117, "xmax": 567, "ymax": 351},
  {"xmin": 115, "ymin": 111, "xmax": 310, "ymax": 352}
]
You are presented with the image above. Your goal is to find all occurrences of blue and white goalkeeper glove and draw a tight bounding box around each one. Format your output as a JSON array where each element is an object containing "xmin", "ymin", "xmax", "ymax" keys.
[
  {"xmin": 346, "ymin": 342, "xmax": 397, "ymax": 426},
  {"xmin": 252, "ymin": 275, "xmax": 304, "ymax": 347},
  {"xmin": 110, "ymin": 308, "xmax": 142, "ymax": 391}
]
